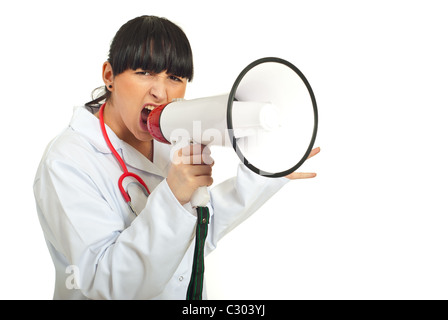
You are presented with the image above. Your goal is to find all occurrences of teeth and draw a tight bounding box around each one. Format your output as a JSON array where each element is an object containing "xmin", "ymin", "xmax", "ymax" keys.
[{"xmin": 144, "ymin": 106, "xmax": 155, "ymax": 111}]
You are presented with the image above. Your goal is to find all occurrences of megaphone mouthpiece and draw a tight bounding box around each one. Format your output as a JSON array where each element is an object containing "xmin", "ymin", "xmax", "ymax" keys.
[{"xmin": 147, "ymin": 103, "xmax": 170, "ymax": 144}]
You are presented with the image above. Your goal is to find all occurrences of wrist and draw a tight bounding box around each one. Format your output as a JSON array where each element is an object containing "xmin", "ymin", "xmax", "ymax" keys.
[{"xmin": 166, "ymin": 177, "xmax": 190, "ymax": 206}]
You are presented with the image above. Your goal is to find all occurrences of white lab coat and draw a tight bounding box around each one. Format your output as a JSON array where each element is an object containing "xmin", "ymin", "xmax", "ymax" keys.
[{"xmin": 33, "ymin": 106, "xmax": 288, "ymax": 300}]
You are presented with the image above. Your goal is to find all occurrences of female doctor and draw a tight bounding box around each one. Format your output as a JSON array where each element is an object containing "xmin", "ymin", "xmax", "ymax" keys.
[{"xmin": 33, "ymin": 15, "xmax": 320, "ymax": 300}]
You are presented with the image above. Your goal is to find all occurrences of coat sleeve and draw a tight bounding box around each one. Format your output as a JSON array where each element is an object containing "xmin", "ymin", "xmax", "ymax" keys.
[
  {"xmin": 206, "ymin": 163, "xmax": 289, "ymax": 252},
  {"xmin": 34, "ymin": 157, "xmax": 197, "ymax": 300}
]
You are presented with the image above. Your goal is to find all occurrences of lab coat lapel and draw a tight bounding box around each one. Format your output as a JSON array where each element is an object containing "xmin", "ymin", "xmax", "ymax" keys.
[
  {"xmin": 153, "ymin": 140, "xmax": 172, "ymax": 176},
  {"xmin": 120, "ymin": 143, "xmax": 167, "ymax": 178}
]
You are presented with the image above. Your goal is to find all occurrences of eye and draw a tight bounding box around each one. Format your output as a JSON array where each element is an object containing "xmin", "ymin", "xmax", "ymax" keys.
[
  {"xmin": 136, "ymin": 71, "xmax": 152, "ymax": 76},
  {"xmin": 135, "ymin": 69, "xmax": 158, "ymax": 76},
  {"xmin": 169, "ymin": 75, "xmax": 183, "ymax": 82}
]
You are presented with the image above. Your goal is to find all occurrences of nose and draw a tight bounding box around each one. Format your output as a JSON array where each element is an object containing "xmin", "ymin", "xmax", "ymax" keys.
[{"xmin": 149, "ymin": 76, "xmax": 167, "ymax": 102}]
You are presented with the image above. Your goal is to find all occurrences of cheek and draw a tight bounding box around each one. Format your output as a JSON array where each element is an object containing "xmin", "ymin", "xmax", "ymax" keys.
[
  {"xmin": 116, "ymin": 81, "xmax": 139, "ymax": 100},
  {"xmin": 169, "ymin": 85, "xmax": 187, "ymax": 100},
  {"xmin": 114, "ymin": 74, "xmax": 146, "ymax": 99},
  {"xmin": 174, "ymin": 87, "xmax": 186, "ymax": 98}
]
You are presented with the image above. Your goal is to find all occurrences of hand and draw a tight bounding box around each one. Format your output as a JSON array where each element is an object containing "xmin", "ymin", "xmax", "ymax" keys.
[
  {"xmin": 285, "ymin": 147, "xmax": 320, "ymax": 180},
  {"xmin": 167, "ymin": 144, "xmax": 214, "ymax": 205}
]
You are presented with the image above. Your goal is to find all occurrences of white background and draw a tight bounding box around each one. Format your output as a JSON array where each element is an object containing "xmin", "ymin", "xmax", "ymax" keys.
[{"xmin": 1, "ymin": 0, "xmax": 447, "ymax": 299}]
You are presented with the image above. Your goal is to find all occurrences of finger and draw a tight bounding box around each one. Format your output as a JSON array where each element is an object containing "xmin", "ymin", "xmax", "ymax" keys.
[
  {"xmin": 191, "ymin": 167, "xmax": 214, "ymax": 187},
  {"xmin": 196, "ymin": 175, "xmax": 214, "ymax": 187},
  {"xmin": 181, "ymin": 144, "xmax": 210, "ymax": 155},
  {"xmin": 285, "ymin": 172, "xmax": 317, "ymax": 180},
  {"xmin": 186, "ymin": 149, "xmax": 214, "ymax": 165},
  {"xmin": 181, "ymin": 154, "xmax": 214, "ymax": 165},
  {"xmin": 190, "ymin": 164, "xmax": 213, "ymax": 177},
  {"xmin": 180, "ymin": 144, "xmax": 212, "ymax": 164},
  {"xmin": 307, "ymin": 147, "xmax": 321, "ymax": 159}
]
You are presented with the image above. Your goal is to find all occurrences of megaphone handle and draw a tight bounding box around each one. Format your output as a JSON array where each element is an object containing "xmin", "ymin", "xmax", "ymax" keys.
[{"xmin": 190, "ymin": 186, "xmax": 210, "ymax": 208}]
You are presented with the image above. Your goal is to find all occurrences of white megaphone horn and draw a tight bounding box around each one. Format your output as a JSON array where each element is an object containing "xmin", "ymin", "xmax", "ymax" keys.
[{"xmin": 147, "ymin": 57, "xmax": 318, "ymax": 207}]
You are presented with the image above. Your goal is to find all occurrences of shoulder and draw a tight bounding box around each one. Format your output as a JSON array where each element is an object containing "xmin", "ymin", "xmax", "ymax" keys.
[
  {"xmin": 41, "ymin": 127, "xmax": 97, "ymax": 165},
  {"xmin": 35, "ymin": 107, "xmax": 107, "ymax": 177},
  {"xmin": 33, "ymin": 130, "xmax": 97, "ymax": 192}
]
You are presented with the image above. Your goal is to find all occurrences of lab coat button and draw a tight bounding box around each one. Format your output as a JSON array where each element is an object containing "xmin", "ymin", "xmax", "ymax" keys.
[{"xmin": 178, "ymin": 276, "xmax": 184, "ymax": 282}]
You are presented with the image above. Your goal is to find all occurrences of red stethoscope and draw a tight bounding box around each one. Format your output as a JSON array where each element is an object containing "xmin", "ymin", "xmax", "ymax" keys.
[{"xmin": 99, "ymin": 103, "xmax": 150, "ymax": 215}]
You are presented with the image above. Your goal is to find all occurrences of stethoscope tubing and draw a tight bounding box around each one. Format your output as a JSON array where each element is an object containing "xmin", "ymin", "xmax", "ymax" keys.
[{"xmin": 99, "ymin": 103, "xmax": 151, "ymax": 213}]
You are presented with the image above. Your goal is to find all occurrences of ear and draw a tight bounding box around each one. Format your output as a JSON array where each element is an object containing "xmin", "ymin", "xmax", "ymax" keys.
[{"xmin": 102, "ymin": 62, "xmax": 114, "ymax": 88}]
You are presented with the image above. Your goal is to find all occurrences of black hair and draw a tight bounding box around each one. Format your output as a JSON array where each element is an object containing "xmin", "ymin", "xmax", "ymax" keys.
[{"xmin": 85, "ymin": 15, "xmax": 194, "ymax": 107}]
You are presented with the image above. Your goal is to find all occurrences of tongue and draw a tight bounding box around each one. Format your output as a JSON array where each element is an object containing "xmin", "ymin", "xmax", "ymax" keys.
[{"xmin": 141, "ymin": 108, "xmax": 150, "ymax": 123}]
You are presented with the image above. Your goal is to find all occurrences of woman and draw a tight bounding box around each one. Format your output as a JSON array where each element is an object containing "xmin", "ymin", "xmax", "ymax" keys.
[{"xmin": 33, "ymin": 15, "xmax": 319, "ymax": 300}]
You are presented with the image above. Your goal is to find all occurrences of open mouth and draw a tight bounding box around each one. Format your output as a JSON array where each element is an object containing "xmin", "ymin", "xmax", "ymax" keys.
[{"xmin": 141, "ymin": 104, "xmax": 156, "ymax": 127}]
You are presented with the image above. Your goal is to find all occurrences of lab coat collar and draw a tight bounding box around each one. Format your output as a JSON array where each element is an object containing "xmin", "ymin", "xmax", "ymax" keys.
[{"xmin": 69, "ymin": 106, "xmax": 168, "ymax": 178}]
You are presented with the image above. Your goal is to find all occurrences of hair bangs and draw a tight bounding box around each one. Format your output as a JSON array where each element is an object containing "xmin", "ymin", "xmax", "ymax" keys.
[{"xmin": 109, "ymin": 16, "xmax": 194, "ymax": 81}]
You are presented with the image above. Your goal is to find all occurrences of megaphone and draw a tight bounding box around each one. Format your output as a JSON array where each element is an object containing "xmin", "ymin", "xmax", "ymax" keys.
[{"xmin": 148, "ymin": 57, "xmax": 318, "ymax": 207}]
